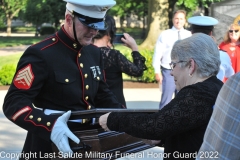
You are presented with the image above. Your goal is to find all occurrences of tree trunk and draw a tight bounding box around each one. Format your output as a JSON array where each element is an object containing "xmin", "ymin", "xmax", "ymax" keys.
[
  {"xmin": 142, "ymin": 15, "xmax": 146, "ymax": 38},
  {"xmin": 7, "ymin": 17, "xmax": 12, "ymax": 36},
  {"xmin": 140, "ymin": 0, "xmax": 169, "ymax": 50},
  {"xmin": 168, "ymin": 1, "xmax": 177, "ymax": 28},
  {"xmin": 126, "ymin": 15, "xmax": 131, "ymax": 28},
  {"xmin": 120, "ymin": 16, "xmax": 124, "ymax": 31}
]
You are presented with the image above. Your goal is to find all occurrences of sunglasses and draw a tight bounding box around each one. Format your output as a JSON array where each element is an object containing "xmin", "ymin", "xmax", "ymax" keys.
[{"xmin": 229, "ymin": 30, "xmax": 239, "ymax": 33}]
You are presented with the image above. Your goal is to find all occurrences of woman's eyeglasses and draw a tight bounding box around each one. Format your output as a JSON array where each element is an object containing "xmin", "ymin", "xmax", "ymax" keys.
[
  {"xmin": 229, "ymin": 30, "xmax": 239, "ymax": 33},
  {"xmin": 169, "ymin": 61, "xmax": 187, "ymax": 70}
]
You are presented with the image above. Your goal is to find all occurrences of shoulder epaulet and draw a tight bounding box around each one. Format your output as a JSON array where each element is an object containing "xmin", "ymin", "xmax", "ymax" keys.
[
  {"xmin": 31, "ymin": 34, "xmax": 58, "ymax": 51},
  {"xmin": 83, "ymin": 44, "xmax": 99, "ymax": 51}
]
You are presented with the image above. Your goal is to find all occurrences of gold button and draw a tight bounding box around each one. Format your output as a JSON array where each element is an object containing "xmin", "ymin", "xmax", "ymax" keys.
[
  {"xmin": 101, "ymin": 7, "xmax": 108, "ymax": 11},
  {"xmin": 84, "ymin": 74, "xmax": 88, "ymax": 78},
  {"xmin": 85, "ymin": 96, "xmax": 89, "ymax": 100},
  {"xmin": 86, "ymin": 85, "xmax": 89, "ymax": 90},
  {"xmin": 97, "ymin": 77, "xmax": 100, "ymax": 80},
  {"xmin": 73, "ymin": 43, "xmax": 77, "ymax": 48},
  {"xmin": 65, "ymin": 79, "xmax": 69, "ymax": 82},
  {"xmin": 37, "ymin": 118, "xmax": 41, "ymax": 122},
  {"xmin": 78, "ymin": 53, "xmax": 81, "ymax": 57},
  {"xmin": 87, "ymin": 105, "xmax": 91, "ymax": 110},
  {"xmin": 29, "ymin": 115, "xmax": 33, "ymax": 119},
  {"xmin": 52, "ymin": 38, "xmax": 56, "ymax": 41},
  {"xmin": 47, "ymin": 122, "xmax": 51, "ymax": 126},
  {"xmin": 80, "ymin": 63, "xmax": 83, "ymax": 68}
]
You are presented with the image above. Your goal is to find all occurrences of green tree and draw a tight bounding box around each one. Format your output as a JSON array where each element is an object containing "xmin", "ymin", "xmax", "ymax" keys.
[
  {"xmin": 0, "ymin": 0, "xmax": 27, "ymax": 36},
  {"xmin": 140, "ymin": 0, "xmax": 170, "ymax": 49},
  {"xmin": 0, "ymin": 9, "xmax": 5, "ymax": 28},
  {"xmin": 108, "ymin": 0, "xmax": 147, "ymax": 29},
  {"xmin": 23, "ymin": 0, "xmax": 52, "ymax": 36},
  {"xmin": 177, "ymin": 0, "xmax": 222, "ymax": 16},
  {"xmin": 108, "ymin": 0, "xmax": 132, "ymax": 28},
  {"xmin": 44, "ymin": 0, "xmax": 65, "ymax": 31},
  {"xmin": 22, "ymin": 0, "xmax": 65, "ymax": 36}
]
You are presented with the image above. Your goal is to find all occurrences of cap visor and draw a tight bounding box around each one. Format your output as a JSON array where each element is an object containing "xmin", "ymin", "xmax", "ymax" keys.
[{"xmin": 78, "ymin": 18, "xmax": 107, "ymax": 30}]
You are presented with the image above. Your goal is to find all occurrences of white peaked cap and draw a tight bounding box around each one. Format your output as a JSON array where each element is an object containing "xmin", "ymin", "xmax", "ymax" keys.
[
  {"xmin": 64, "ymin": 0, "xmax": 116, "ymax": 19},
  {"xmin": 188, "ymin": 16, "xmax": 218, "ymax": 26}
]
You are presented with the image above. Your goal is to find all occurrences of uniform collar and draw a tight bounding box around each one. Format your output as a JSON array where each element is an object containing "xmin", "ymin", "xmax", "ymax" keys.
[
  {"xmin": 56, "ymin": 26, "xmax": 82, "ymax": 52},
  {"xmin": 172, "ymin": 26, "xmax": 185, "ymax": 31}
]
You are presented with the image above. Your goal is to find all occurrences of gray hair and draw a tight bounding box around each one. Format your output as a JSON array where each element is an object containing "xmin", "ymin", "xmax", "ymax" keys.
[{"xmin": 171, "ymin": 33, "xmax": 220, "ymax": 78}]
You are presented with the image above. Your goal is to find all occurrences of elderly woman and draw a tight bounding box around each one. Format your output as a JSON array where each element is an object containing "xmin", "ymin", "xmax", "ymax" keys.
[
  {"xmin": 99, "ymin": 33, "xmax": 223, "ymax": 160},
  {"xmin": 219, "ymin": 24, "xmax": 240, "ymax": 74}
]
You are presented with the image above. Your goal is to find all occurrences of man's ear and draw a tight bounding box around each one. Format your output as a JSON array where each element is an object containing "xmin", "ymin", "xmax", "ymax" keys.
[{"xmin": 65, "ymin": 14, "xmax": 73, "ymax": 26}]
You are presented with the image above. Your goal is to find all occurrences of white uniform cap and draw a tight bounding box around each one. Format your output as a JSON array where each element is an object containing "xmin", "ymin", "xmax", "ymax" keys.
[
  {"xmin": 188, "ymin": 16, "xmax": 218, "ymax": 26},
  {"xmin": 64, "ymin": 0, "xmax": 116, "ymax": 19}
]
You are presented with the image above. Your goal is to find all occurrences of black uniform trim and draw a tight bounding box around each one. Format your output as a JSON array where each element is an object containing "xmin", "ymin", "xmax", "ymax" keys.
[
  {"xmin": 56, "ymin": 26, "xmax": 82, "ymax": 52},
  {"xmin": 24, "ymin": 109, "xmax": 55, "ymax": 131},
  {"xmin": 41, "ymin": 36, "xmax": 58, "ymax": 51},
  {"xmin": 31, "ymin": 35, "xmax": 57, "ymax": 50}
]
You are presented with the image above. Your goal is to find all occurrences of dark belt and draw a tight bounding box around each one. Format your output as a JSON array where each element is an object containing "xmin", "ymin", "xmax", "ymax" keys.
[{"xmin": 161, "ymin": 66, "xmax": 171, "ymax": 70}]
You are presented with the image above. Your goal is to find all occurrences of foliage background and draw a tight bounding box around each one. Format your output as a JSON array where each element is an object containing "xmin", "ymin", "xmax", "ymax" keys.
[
  {"xmin": 0, "ymin": 0, "xmax": 223, "ymax": 85},
  {"xmin": 0, "ymin": 35, "xmax": 155, "ymax": 85}
]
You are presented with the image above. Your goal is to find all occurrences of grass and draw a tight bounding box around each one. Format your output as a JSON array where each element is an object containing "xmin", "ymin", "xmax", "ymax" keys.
[
  {"xmin": 0, "ymin": 30, "xmax": 144, "ymax": 82},
  {"xmin": 0, "ymin": 52, "xmax": 133, "ymax": 83},
  {"xmin": 0, "ymin": 36, "xmax": 46, "ymax": 48},
  {"xmin": 0, "ymin": 36, "xmax": 144, "ymax": 48},
  {"xmin": 0, "ymin": 43, "xmax": 141, "ymax": 82},
  {"xmin": 0, "ymin": 44, "xmax": 140, "ymax": 80},
  {"xmin": 0, "ymin": 53, "xmax": 22, "ymax": 68},
  {"xmin": 0, "ymin": 52, "xmax": 138, "ymax": 82}
]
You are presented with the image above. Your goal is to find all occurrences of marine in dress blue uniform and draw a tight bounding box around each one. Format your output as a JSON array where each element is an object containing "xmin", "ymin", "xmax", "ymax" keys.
[{"xmin": 2, "ymin": 0, "xmax": 122, "ymax": 159}]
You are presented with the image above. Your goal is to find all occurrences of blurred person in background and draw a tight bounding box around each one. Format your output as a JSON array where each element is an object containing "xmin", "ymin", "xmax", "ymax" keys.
[
  {"xmin": 152, "ymin": 10, "xmax": 192, "ymax": 109},
  {"xmin": 219, "ymin": 24, "xmax": 240, "ymax": 76}
]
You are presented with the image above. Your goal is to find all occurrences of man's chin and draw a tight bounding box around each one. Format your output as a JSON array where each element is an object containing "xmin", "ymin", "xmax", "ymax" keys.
[
  {"xmin": 176, "ymin": 25, "xmax": 184, "ymax": 29},
  {"xmin": 79, "ymin": 40, "xmax": 92, "ymax": 46}
]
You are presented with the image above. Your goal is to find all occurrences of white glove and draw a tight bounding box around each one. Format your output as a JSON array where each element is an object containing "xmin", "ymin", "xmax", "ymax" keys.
[{"xmin": 51, "ymin": 110, "xmax": 80, "ymax": 156}]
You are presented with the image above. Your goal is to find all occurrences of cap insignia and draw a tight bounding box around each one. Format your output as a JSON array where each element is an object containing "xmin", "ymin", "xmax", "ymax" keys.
[{"xmin": 101, "ymin": 7, "xmax": 109, "ymax": 12}]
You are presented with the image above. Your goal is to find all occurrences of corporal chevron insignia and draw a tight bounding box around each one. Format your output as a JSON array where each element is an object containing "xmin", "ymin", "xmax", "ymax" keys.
[{"xmin": 14, "ymin": 64, "xmax": 34, "ymax": 90}]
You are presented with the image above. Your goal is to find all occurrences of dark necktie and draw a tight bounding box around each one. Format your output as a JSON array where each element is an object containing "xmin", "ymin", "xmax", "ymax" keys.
[{"xmin": 178, "ymin": 31, "xmax": 181, "ymax": 40}]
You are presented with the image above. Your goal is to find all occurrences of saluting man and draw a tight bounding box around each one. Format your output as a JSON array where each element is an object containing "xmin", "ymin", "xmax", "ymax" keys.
[{"xmin": 3, "ymin": 0, "xmax": 123, "ymax": 159}]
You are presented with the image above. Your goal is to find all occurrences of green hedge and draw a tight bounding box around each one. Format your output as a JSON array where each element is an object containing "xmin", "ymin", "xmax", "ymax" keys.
[
  {"xmin": 115, "ymin": 45, "xmax": 155, "ymax": 83},
  {"xmin": 39, "ymin": 26, "xmax": 55, "ymax": 36},
  {"xmin": 139, "ymin": 49, "xmax": 155, "ymax": 82},
  {"xmin": 0, "ymin": 64, "xmax": 16, "ymax": 85},
  {"xmin": 0, "ymin": 26, "xmax": 7, "ymax": 32},
  {"xmin": 0, "ymin": 26, "xmax": 35, "ymax": 33},
  {"xmin": 0, "ymin": 47, "xmax": 155, "ymax": 85},
  {"xmin": 12, "ymin": 27, "xmax": 35, "ymax": 33}
]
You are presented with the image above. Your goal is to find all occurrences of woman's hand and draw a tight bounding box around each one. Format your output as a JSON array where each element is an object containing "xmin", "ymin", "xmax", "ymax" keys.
[
  {"xmin": 121, "ymin": 33, "xmax": 139, "ymax": 51},
  {"xmin": 143, "ymin": 139, "xmax": 161, "ymax": 146},
  {"xmin": 99, "ymin": 112, "xmax": 111, "ymax": 131}
]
